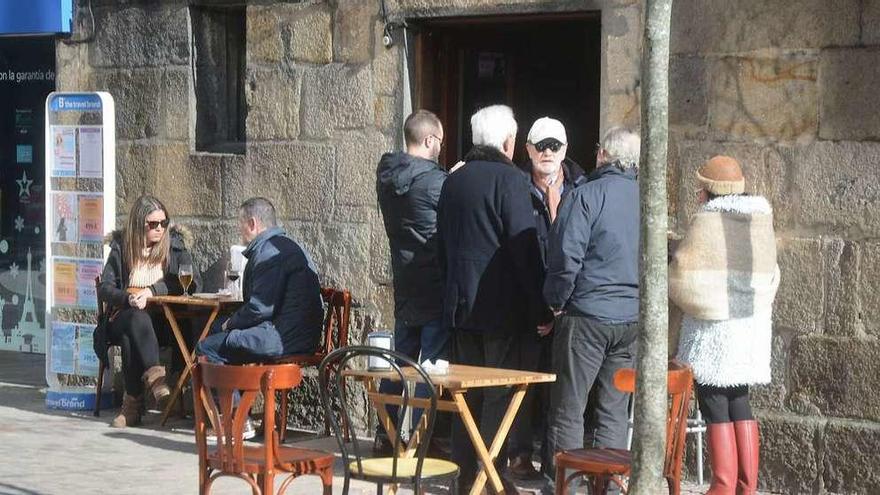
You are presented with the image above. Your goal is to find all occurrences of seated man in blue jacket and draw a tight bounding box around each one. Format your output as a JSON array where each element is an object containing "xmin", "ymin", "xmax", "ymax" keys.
[{"xmin": 197, "ymin": 197, "xmax": 323, "ymax": 365}]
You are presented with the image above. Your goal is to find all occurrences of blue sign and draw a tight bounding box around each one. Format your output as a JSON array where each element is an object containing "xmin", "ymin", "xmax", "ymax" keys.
[
  {"xmin": 48, "ymin": 93, "xmax": 102, "ymax": 112},
  {"xmin": 0, "ymin": 0, "xmax": 73, "ymax": 35}
]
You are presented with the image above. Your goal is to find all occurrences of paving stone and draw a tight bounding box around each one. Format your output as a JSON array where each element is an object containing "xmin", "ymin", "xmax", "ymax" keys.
[{"xmin": 818, "ymin": 48, "xmax": 880, "ymax": 142}]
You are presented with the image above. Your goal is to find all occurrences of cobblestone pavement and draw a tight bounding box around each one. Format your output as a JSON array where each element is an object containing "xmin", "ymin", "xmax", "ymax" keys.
[{"xmin": 0, "ymin": 352, "xmax": 775, "ymax": 494}]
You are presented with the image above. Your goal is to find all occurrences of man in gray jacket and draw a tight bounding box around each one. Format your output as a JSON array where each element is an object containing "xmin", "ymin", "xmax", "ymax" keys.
[{"xmin": 542, "ymin": 127, "xmax": 641, "ymax": 493}]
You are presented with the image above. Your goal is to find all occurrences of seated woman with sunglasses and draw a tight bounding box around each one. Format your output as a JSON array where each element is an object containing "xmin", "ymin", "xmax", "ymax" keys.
[{"xmin": 99, "ymin": 195, "xmax": 201, "ymax": 428}]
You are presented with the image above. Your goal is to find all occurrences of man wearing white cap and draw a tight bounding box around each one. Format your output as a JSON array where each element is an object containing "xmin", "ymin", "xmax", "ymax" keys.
[{"xmin": 508, "ymin": 117, "xmax": 586, "ymax": 479}]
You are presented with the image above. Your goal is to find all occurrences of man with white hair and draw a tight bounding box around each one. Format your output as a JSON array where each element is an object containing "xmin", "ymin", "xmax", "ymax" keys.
[
  {"xmin": 437, "ymin": 104, "xmax": 551, "ymax": 491},
  {"xmin": 542, "ymin": 126, "xmax": 641, "ymax": 493}
]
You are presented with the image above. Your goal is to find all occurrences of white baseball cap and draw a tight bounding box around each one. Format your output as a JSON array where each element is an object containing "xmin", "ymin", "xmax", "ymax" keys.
[{"xmin": 527, "ymin": 117, "xmax": 567, "ymax": 145}]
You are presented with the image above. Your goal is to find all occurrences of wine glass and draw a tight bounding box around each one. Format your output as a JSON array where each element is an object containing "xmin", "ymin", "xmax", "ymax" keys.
[
  {"xmin": 225, "ymin": 260, "xmax": 240, "ymax": 298},
  {"xmin": 178, "ymin": 264, "xmax": 193, "ymax": 295}
]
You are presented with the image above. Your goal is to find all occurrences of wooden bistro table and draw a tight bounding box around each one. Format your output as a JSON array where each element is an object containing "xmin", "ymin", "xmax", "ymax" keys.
[
  {"xmin": 148, "ymin": 294, "xmax": 242, "ymax": 425},
  {"xmin": 347, "ymin": 364, "xmax": 555, "ymax": 495}
]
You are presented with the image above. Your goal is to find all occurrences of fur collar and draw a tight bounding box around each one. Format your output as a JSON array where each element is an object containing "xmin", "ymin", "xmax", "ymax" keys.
[
  {"xmin": 464, "ymin": 145, "xmax": 515, "ymax": 166},
  {"xmin": 702, "ymin": 195, "xmax": 772, "ymax": 215},
  {"xmin": 104, "ymin": 224, "xmax": 193, "ymax": 249}
]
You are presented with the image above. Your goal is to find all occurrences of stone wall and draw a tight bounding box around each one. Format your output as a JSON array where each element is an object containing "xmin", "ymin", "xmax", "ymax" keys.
[
  {"xmin": 55, "ymin": 0, "xmax": 880, "ymax": 492},
  {"xmin": 668, "ymin": 1, "xmax": 880, "ymax": 492}
]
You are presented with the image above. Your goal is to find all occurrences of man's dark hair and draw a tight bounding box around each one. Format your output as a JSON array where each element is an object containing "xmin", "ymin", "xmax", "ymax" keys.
[
  {"xmin": 240, "ymin": 197, "xmax": 277, "ymax": 227},
  {"xmin": 404, "ymin": 110, "xmax": 442, "ymax": 147}
]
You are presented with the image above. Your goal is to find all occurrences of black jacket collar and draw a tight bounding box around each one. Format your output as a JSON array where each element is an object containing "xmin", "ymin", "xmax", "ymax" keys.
[{"xmin": 464, "ymin": 145, "xmax": 515, "ymax": 166}]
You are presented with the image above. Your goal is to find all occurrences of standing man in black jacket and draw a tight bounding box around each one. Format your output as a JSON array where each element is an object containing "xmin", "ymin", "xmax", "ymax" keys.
[
  {"xmin": 542, "ymin": 127, "xmax": 641, "ymax": 494},
  {"xmin": 375, "ymin": 110, "xmax": 448, "ymax": 452},
  {"xmin": 438, "ymin": 104, "xmax": 551, "ymax": 490},
  {"xmin": 509, "ymin": 117, "xmax": 586, "ymax": 479}
]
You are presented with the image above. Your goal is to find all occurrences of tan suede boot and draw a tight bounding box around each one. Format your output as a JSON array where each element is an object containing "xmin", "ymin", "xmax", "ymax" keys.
[
  {"xmin": 142, "ymin": 365, "xmax": 171, "ymax": 409},
  {"xmin": 110, "ymin": 393, "xmax": 143, "ymax": 428}
]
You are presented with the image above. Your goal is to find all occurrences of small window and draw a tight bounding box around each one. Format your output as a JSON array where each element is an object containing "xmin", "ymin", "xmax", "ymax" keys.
[{"xmin": 192, "ymin": 6, "xmax": 246, "ymax": 154}]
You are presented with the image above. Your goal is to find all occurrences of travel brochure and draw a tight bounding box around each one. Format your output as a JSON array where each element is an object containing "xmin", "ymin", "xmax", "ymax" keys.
[
  {"xmin": 49, "ymin": 125, "xmax": 103, "ymax": 178},
  {"xmin": 52, "ymin": 256, "xmax": 102, "ymax": 310},
  {"xmin": 50, "ymin": 322, "xmax": 99, "ymax": 377},
  {"xmin": 51, "ymin": 191, "xmax": 102, "ymax": 244}
]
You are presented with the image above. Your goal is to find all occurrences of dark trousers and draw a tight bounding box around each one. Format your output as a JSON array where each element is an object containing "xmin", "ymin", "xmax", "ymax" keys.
[
  {"xmin": 451, "ymin": 329, "xmax": 520, "ymax": 485},
  {"xmin": 509, "ymin": 330, "xmax": 553, "ymax": 467},
  {"xmin": 377, "ymin": 318, "xmax": 449, "ymax": 438},
  {"xmin": 108, "ymin": 308, "xmax": 169, "ymax": 397},
  {"xmin": 696, "ymin": 383, "xmax": 753, "ymax": 424},
  {"xmin": 545, "ymin": 315, "xmax": 638, "ymax": 475}
]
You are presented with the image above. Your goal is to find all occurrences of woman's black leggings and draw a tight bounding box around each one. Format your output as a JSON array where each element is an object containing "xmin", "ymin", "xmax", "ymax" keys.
[
  {"xmin": 695, "ymin": 382, "xmax": 754, "ymax": 424},
  {"xmin": 109, "ymin": 308, "xmax": 166, "ymax": 397}
]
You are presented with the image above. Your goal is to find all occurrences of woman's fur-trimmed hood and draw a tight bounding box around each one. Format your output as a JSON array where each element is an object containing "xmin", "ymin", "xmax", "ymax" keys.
[
  {"xmin": 104, "ymin": 224, "xmax": 194, "ymax": 250},
  {"xmin": 702, "ymin": 195, "xmax": 772, "ymax": 215}
]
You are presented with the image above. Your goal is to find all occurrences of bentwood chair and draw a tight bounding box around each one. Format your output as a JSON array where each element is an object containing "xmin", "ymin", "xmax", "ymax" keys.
[
  {"xmin": 319, "ymin": 346, "xmax": 460, "ymax": 495},
  {"xmin": 555, "ymin": 361, "xmax": 694, "ymax": 495},
  {"xmin": 192, "ymin": 361, "xmax": 334, "ymax": 495},
  {"xmin": 272, "ymin": 287, "xmax": 351, "ymax": 441}
]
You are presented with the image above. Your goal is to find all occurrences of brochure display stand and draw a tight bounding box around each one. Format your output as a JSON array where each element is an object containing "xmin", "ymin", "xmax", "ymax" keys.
[{"xmin": 43, "ymin": 92, "xmax": 115, "ymax": 410}]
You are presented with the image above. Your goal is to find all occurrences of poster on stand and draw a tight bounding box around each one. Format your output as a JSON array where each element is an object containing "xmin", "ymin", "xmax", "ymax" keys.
[
  {"xmin": 77, "ymin": 127, "xmax": 103, "ymax": 178},
  {"xmin": 50, "ymin": 322, "xmax": 76, "ymax": 374},
  {"xmin": 77, "ymin": 194, "xmax": 103, "ymax": 242},
  {"xmin": 51, "ymin": 191, "xmax": 78, "ymax": 243},
  {"xmin": 76, "ymin": 325, "xmax": 99, "ymax": 377},
  {"xmin": 50, "ymin": 126, "xmax": 76, "ymax": 177},
  {"xmin": 52, "ymin": 258, "xmax": 78, "ymax": 307},
  {"xmin": 76, "ymin": 259, "xmax": 102, "ymax": 310}
]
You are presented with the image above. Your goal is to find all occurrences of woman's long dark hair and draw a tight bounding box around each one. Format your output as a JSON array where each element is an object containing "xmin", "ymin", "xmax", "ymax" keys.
[{"xmin": 123, "ymin": 195, "xmax": 171, "ymax": 270}]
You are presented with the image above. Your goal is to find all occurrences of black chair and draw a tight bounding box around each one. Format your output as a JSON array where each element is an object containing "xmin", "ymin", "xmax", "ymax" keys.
[{"xmin": 319, "ymin": 346, "xmax": 460, "ymax": 494}]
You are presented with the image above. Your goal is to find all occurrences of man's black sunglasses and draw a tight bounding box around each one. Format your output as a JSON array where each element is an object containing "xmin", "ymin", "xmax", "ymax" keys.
[
  {"xmin": 146, "ymin": 219, "xmax": 170, "ymax": 230},
  {"xmin": 533, "ymin": 140, "xmax": 564, "ymax": 153}
]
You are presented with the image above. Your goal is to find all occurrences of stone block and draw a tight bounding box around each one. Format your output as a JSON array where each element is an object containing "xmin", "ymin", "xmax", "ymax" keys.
[
  {"xmin": 116, "ymin": 143, "xmax": 223, "ymax": 219},
  {"xmin": 334, "ymin": 0, "xmax": 376, "ymax": 63},
  {"xmin": 374, "ymin": 95, "xmax": 399, "ymax": 134},
  {"xmin": 821, "ymin": 238, "xmax": 864, "ymax": 337},
  {"xmin": 247, "ymin": 6, "xmax": 282, "ymax": 64},
  {"xmin": 708, "ymin": 54, "xmax": 818, "ymax": 142},
  {"xmin": 765, "ymin": 141, "xmax": 880, "ymax": 239},
  {"xmin": 751, "ymin": 328, "xmax": 793, "ymax": 411},
  {"xmin": 245, "ymin": 68, "xmax": 301, "ymax": 141},
  {"xmin": 55, "ymin": 42, "xmax": 93, "ymax": 93},
  {"xmin": 602, "ymin": 6, "xmax": 641, "ymax": 92},
  {"xmin": 287, "ymin": 221, "xmax": 372, "ymax": 301},
  {"xmin": 671, "ymin": 0, "xmax": 860, "ymax": 54},
  {"xmin": 669, "ymin": 55, "xmax": 708, "ymax": 133},
  {"xmin": 789, "ymin": 335, "xmax": 880, "ymax": 422},
  {"xmin": 226, "ymin": 143, "xmax": 336, "ymax": 222},
  {"xmin": 755, "ymin": 412, "xmax": 822, "ymax": 495},
  {"xmin": 822, "ymin": 419, "xmax": 880, "ymax": 494},
  {"xmin": 183, "ymin": 218, "xmax": 242, "ymax": 292},
  {"xmin": 372, "ymin": 21, "xmax": 401, "ymax": 97},
  {"xmin": 369, "ymin": 217, "xmax": 392, "ymax": 286},
  {"xmin": 286, "ymin": 6, "xmax": 333, "ymax": 64},
  {"xmin": 601, "ymin": 91, "xmax": 640, "ymax": 135},
  {"xmin": 301, "ymin": 64, "xmax": 374, "ymax": 139},
  {"xmin": 856, "ymin": 242, "xmax": 880, "ymax": 339},
  {"xmin": 818, "ymin": 48, "xmax": 880, "ymax": 142},
  {"xmin": 91, "ymin": 5, "xmax": 190, "ymax": 68},
  {"xmin": 865, "ymin": 0, "xmax": 880, "ymax": 45},
  {"xmin": 774, "ymin": 238, "xmax": 823, "ymax": 334},
  {"xmin": 334, "ymin": 130, "xmax": 392, "ymax": 208},
  {"xmin": 91, "ymin": 68, "xmax": 189, "ymax": 141}
]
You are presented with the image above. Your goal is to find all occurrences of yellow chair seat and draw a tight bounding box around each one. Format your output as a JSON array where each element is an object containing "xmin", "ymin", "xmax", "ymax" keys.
[{"xmin": 349, "ymin": 457, "xmax": 459, "ymax": 478}]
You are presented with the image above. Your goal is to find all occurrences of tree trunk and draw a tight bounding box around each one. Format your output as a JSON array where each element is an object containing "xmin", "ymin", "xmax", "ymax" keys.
[{"xmin": 629, "ymin": 0, "xmax": 673, "ymax": 493}]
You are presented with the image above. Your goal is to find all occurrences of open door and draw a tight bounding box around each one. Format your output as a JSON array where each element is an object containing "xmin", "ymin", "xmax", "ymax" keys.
[{"xmin": 414, "ymin": 13, "xmax": 601, "ymax": 171}]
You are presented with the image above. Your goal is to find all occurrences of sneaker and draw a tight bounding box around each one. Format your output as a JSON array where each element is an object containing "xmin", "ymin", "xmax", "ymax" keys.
[{"xmin": 205, "ymin": 417, "xmax": 257, "ymax": 442}]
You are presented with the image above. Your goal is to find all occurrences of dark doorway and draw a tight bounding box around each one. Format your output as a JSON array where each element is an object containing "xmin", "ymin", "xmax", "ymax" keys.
[{"xmin": 413, "ymin": 13, "xmax": 601, "ymax": 171}]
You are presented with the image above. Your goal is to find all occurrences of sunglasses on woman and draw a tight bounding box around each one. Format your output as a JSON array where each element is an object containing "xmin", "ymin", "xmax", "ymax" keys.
[{"xmin": 146, "ymin": 219, "xmax": 170, "ymax": 230}]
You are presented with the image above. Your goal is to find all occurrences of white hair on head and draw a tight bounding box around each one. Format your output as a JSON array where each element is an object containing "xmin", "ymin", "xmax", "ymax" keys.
[
  {"xmin": 470, "ymin": 105, "xmax": 518, "ymax": 151},
  {"xmin": 600, "ymin": 126, "xmax": 641, "ymax": 170}
]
